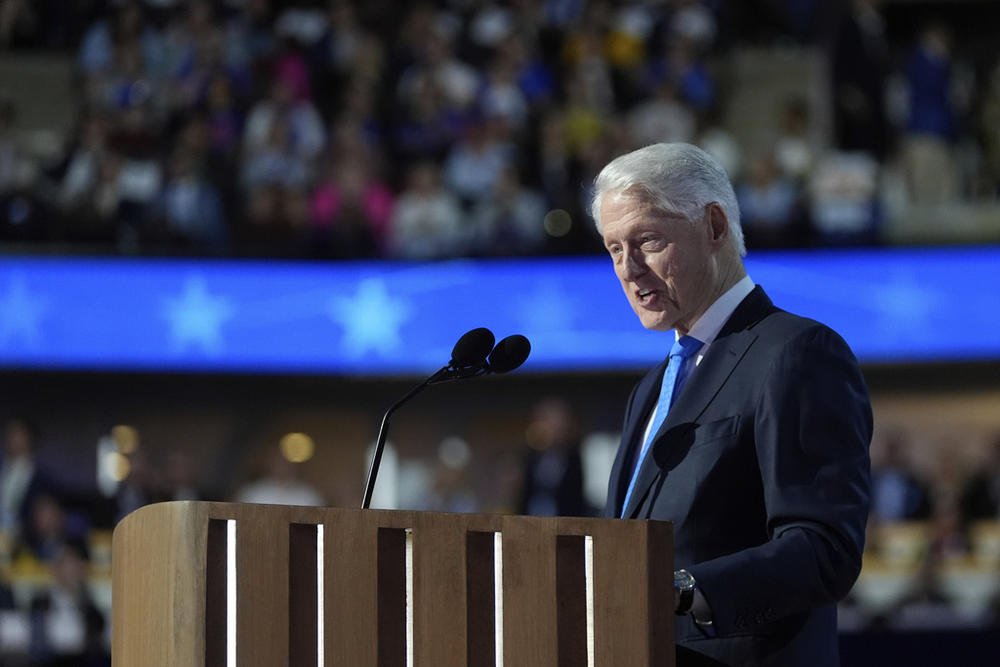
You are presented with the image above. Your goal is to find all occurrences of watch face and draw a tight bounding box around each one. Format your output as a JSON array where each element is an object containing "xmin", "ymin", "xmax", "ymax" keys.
[{"xmin": 674, "ymin": 569, "xmax": 696, "ymax": 591}]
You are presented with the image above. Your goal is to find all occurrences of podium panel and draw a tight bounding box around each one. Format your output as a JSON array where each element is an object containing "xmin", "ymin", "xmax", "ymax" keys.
[{"xmin": 112, "ymin": 501, "xmax": 673, "ymax": 666}]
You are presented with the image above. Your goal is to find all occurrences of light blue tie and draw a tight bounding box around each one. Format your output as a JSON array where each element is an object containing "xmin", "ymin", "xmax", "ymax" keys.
[{"xmin": 620, "ymin": 335, "xmax": 702, "ymax": 517}]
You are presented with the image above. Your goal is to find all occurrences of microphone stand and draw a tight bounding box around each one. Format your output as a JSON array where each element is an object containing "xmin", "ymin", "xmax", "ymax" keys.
[{"xmin": 361, "ymin": 365, "xmax": 486, "ymax": 509}]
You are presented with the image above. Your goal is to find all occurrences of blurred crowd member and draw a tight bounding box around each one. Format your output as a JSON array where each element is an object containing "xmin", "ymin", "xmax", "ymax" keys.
[
  {"xmin": 975, "ymin": 58, "xmax": 1000, "ymax": 200},
  {"xmin": 309, "ymin": 152, "xmax": 394, "ymax": 258},
  {"xmin": 105, "ymin": 101, "xmax": 166, "ymax": 250},
  {"xmin": 387, "ymin": 161, "xmax": 466, "ymax": 260},
  {"xmin": 55, "ymin": 114, "xmax": 115, "ymax": 243},
  {"xmin": 391, "ymin": 7, "xmax": 475, "ymax": 165},
  {"xmin": 161, "ymin": 449, "xmax": 206, "ymax": 503},
  {"xmin": 243, "ymin": 76, "xmax": 325, "ymax": 165},
  {"xmin": 925, "ymin": 446, "xmax": 966, "ymax": 531},
  {"xmin": 560, "ymin": 2, "xmax": 616, "ymax": 117},
  {"xmin": 310, "ymin": 0, "xmax": 383, "ymax": 121},
  {"xmin": 901, "ymin": 21, "xmax": 960, "ymax": 203},
  {"xmin": 223, "ymin": 0, "xmax": 278, "ymax": 76},
  {"xmin": 830, "ymin": 0, "xmax": 891, "ymax": 161},
  {"xmin": 773, "ymin": 97, "xmax": 815, "ymax": 183},
  {"xmin": 167, "ymin": 21, "xmax": 250, "ymax": 124},
  {"xmin": 671, "ymin": 0, "xmax": 718, "ymax": 51},
  {"xmin": 477, "ymin": 43, "xmax": 531, "ymax": 134},
  {"xmin": 23, "ymin": 493, "xmax": 80, "ymax": 563},
  {"xmin": 559, "ymin": 72, "xmax": 610, "ymax": 172},
  {"xmin": 807, "ymin": 150, "xmax": 881, "ymax": 245},
  {"xmin": 155, "ymin": 146, "xmax": 228, "ymax": 252},
  {"xmin": 870, "ymin": 430, "xmax": 933, "ymax": 523},
  {"xmin": 235, "ymin": 447, "xmax": 324, "ymax": 507},
  {"xmin": 960, "ymin": 435, "xmax": 1000, "ymax": 523},
  {"xmin": 736, "ymin": 151, "xmax": 802, "ymax": 249},
  {"xmin": 1, "ymin": 417, "xmax": 53, "ymax": 549},
  {"xmin": 78, "ymin": 3, "xmax": 166, "ymax": 83},
  {"xmin": 162, "ymin": 0, "xmax": 235, "ymax": 105},
  {"xmin": 627, "ymin": 80, "xmax": 696, "ymax": 148},
  {"xmin": 0, "ymin": 97, "xmax": 20, "ymax": 196},
  {"xmin": 442, "ymin": 116, "xmax": 516, "ymax": 209},
  {"xmin": 518, "ymin": 397, "xmax": 590, "ymax": 517},
  {"xmin": 112, "ymin": 449, "xmax": 162, "ymax": 524},
  {"xmin": 423, "ymin": 437, "xmax": 478, "ymax": 514},
  {"xmin": 29, "ymin": 540, "xmax": 108, "ymax": 667},
  {"xmin": 978, "ymin": 59, "xmax": 1000, "ymax": 197},
  {"xmin": 470, "ymin": 165, "xmax": 547, "ymax": 256},
  {"xmin": 396, "ymin": 20, "xmax": 479, "ymax": 119}
]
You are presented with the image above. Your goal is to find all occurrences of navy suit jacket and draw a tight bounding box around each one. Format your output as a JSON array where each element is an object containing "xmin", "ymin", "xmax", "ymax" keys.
[{"xmin": 604, "ymin": 286, "xmax": 872, "ymax": 667}]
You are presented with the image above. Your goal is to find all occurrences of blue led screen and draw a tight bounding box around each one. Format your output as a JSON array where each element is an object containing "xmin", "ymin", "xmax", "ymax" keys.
[{"xmin": 0, "ymin": 247, "xmax": 997, "ymax": 374}]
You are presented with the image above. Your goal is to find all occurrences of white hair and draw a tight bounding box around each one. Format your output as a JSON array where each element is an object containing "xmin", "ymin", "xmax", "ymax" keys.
[{"xmin": 590, "ymin": 143, "xmax": 746, "ymax": 257}]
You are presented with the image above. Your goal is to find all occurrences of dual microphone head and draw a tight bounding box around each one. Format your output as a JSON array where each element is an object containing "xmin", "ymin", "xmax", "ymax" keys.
[{"xmin": 439, "ymin": 327, "xmax": 531, "ymax": 382}]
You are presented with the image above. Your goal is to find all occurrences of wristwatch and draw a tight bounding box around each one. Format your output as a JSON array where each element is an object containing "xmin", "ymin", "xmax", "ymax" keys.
[{"xmin": 673, "ymin": 569, "xmax": 696, "ymax": 615}]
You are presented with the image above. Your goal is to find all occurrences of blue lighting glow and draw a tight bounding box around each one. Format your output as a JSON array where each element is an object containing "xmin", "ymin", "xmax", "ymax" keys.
[{"xmin": 0, "ymin": 247, "xmax": 996, "ymax": 374}]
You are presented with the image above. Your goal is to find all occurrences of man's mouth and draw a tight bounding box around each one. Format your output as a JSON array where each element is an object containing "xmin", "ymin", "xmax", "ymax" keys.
[{"xmin": 637, "ymin": 288, "xmax": 654, "ymax": 302}]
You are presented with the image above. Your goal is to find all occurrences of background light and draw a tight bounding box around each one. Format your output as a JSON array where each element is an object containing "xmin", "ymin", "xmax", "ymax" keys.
[{"xmin": 280, "ymin": 432, "xmax": 315, "ymax": 463}]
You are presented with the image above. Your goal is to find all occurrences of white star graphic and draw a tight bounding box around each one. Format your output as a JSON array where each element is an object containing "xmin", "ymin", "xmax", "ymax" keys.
[
  {"xmin": 328, "ymin": 278, "xmax": 412, "ymax": 358},
  {"xmin": 0, "ymin": 274, "xmax": 51, "ymax": 349},
  {"xmin": 162, "ymin": 276, "xmax": 235, "ymax": 354}
]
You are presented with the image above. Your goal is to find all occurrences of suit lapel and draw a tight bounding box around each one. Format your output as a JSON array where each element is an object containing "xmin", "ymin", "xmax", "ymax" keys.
[
  {"xmin": 608, "ymin": 361, "xmax": 666, "ymax": 516},
  {"xmin": 620, "ymin": 287, "xmax": 774, "ymax": 518}
]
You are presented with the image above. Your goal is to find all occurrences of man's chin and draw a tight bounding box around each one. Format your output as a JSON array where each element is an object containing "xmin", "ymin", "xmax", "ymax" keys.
[{"xmin": 637, "ymin": 313, "xmax": 676, "ymax": 332}]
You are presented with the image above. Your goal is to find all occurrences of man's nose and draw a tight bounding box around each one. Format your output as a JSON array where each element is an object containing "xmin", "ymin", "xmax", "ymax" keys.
[{"xmin": 621, "ymin": 249, "xmax": 646, "ymax": 280}]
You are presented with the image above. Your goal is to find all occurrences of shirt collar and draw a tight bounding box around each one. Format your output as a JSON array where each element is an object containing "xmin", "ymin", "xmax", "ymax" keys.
[{"xmin": 681, "ymin": 275, "xmax": 755, "ymax": 347}]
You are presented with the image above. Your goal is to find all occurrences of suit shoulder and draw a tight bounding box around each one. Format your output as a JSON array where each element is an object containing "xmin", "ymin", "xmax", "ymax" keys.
[
  {"xmin": 751, "ymin": 309, "xmax": 859, "ymax": 365},
  {"xmin": 756, "ymin": 308, "xmax": 845, "ymax": 343}
]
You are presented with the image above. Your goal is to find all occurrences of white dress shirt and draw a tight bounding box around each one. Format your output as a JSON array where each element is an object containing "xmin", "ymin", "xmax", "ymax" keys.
[{"xmin": 639, "ymin": 275, "xmax": 756, "ymax": 447}]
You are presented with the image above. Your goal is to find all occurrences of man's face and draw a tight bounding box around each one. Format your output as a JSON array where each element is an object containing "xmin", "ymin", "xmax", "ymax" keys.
[{"xmin": 600, "ymin": 193, "xmax": 719, "ymax": 334}]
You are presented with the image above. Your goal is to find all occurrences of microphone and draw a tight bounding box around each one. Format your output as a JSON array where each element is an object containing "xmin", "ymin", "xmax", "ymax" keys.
[
  {"xmin": 486, "ymin": 334, "xmax": 531, "ymax": 374},
  {"xmin": 361, "ymin": 328, "xmax": 531, "ymax": 509},
  {"xmin": 429, "ymin": 327, "xmax": 495, "ymax": 382}
]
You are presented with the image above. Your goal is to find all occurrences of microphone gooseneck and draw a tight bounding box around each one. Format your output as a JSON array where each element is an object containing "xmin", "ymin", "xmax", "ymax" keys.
[{"xmin": 361, "ymin": 328, "xmax": 532, "ymax": 509}]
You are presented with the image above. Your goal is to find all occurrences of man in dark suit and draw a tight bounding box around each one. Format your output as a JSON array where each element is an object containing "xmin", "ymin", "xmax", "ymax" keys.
[{"xmin": 592, "ymin": 143, "xmax": 872, "ymax": 666}]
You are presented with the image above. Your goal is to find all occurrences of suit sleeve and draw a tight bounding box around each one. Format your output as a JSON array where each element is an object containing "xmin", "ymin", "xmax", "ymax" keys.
[
  {"xmin": 603, "ymin": 382, "xmax": 642, "ymax": 518},
  {"xmin": 688, "ymin": 325, "xmax": 872, "ymax": 634}
]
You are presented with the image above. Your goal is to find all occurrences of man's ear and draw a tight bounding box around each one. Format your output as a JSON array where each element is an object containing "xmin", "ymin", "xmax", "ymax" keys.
[{"xmin": 707, "ymin": 203, "xmax": 729, "ymax": 246}]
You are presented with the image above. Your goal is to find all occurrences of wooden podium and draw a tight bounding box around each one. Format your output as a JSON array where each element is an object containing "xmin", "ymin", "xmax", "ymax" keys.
[{"xmin": 112, "ymin": 501, "xmax": 673, "ymax": 666}]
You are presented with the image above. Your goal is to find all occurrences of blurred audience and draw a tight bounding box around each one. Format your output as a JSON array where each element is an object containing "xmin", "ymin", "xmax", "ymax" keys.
[
  {"xmin": 870, "ymin": 430, "xmax": 933, "ymax": 523},
  {"xmin": 28, "ymin": 540, "xmax": 108, "ymax": 667},
  {"xmin": 387, "ymin": 161, "xmax": 466, "ymax": 260},
  {"xmin": 1, "ymin": 417, "xmax": 56, "ymax": 553},
  {"xmin": 960, "ymin": 435, "xmax": 1000, "ymax": 523},
  {"xmin": 234, "ymin": 446, "xmax": 324, "ymax": 507},
  {"xmin": 830, "ymin": 0, "xmax": 891, "ymax": 162},
  {"xmin": 901, "ymin": 21, "xmax": 962, "ymax": 204},
  {"xmin": 422, "ymin": 436, "xmax": 479, "ymax": 514},
  {"xmin": 0, "ymin": 0, "xmax": 997, "ymax": 257},
  {"xmin": 517, "ymin": 396, "xmax": 590, "ymax": 517}
]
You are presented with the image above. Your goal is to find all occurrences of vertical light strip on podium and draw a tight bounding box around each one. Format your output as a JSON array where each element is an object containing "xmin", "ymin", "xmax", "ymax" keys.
[
  {"xmin": 405, "ymin": 529, "xmax": 414, "ymax": 667},
  {"xmin": 585, "ymin": 535, "xmax": 595, "ymax": 667},
  {"xmin": 227, "ymin": 519, "xmax": 236, "ymax": 667},
  {"xmin": 495, "ymin": 532, "xmax": 504, "ymax": 667},
  {"xmin": 317, "ymin": 524, "xmax": 325, "ymax": 667}
]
